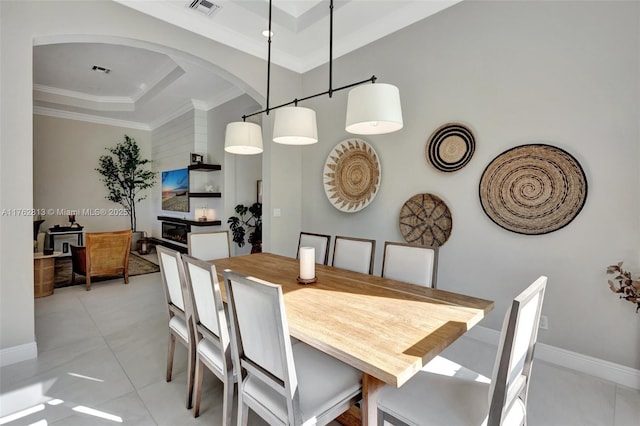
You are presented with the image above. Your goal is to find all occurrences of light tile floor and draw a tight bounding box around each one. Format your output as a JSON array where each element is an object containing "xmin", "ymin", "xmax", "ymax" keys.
[{"xmin": 1, "ymin": 267, "xmax": 638, "ymax": 425}]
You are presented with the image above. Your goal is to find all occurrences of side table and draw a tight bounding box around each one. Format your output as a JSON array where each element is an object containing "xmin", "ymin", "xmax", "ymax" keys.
[
  {"xmin": 33, "ymin": 251, "xmax": 62, "ymax": 297},
  {"xmin": 48, "ymin": 229, "xmax": 84, "ymax": 247}
]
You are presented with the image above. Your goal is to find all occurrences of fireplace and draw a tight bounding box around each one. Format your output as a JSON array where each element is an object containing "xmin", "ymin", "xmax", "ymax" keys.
[{"xmin": 162, "ymin": 221, "xmax": 190, "ymax": 245}]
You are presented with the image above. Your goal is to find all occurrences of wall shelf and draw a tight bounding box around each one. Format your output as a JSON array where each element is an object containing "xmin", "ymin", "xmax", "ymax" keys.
[
  {"xmin": 189, "ymin": 192, "xmax": 221, "ymax": 198},
  {"xmin": 188, "ymin": 163, "xmax": 222, "ymax": 199},
  {"xmin": 158, "ymin": 216, "xmax": 221, "ymax": 227},
  {"xmin": 188, "ymin": 163, "xmax": 221, "ymax": 172}
]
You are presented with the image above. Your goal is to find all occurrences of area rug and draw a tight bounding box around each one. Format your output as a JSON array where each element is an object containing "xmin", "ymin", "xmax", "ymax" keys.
[{"xmin": 54, "ymin": 252, "xmax": 160, "ymax": 288}]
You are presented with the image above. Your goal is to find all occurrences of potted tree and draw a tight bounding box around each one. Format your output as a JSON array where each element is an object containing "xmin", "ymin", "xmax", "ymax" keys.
[
  {"xmin": 227, "ymin": 202, "xmax": 262, "ymax": 253},
  {"xmin": 96, "ymin": 135, "xmax": 156, "ymax": 250}
]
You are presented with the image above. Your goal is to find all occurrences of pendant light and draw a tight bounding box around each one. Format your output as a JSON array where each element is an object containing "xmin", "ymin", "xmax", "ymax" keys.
[
  {"xmin": 224, "ymin": 121, "xmax": 263, "ymax": 154},
  {"xmin": 224, "ymin": 0, "xmax": 403, "ymax": 154},
  {"xmin": 273, "ymin": 106, "xmax": 318, "ymax": 145},
  {"xmin": 346, "ymin": 83, "xmax": 403, "ymax": 134}
]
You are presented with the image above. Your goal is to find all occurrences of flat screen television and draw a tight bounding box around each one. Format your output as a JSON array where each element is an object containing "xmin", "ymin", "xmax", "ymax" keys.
[{"xmin": 161, "ymin": 168, "xmax": 189, "ymax": 212}]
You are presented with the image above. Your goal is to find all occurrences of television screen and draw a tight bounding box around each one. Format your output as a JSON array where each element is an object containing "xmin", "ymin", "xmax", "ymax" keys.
[{"xmin": 161, "ymin": 168, "xmax": 189, "ymax": 212}]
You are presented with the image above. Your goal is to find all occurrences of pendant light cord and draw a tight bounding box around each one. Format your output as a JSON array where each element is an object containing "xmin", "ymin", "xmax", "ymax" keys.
[
  {"xmin": 266, "ymin": 0, "xmax": 272, "ymax": 115},
  {"xmin": 242, "ymin": 0, "xmax": 377, "ymax": 121},
  {"xmin": 329, "ymin": 0, "xmax": 333, "ymax": 98}
]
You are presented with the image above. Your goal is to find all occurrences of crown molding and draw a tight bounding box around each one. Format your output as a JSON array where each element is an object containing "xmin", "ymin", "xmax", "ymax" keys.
[{"xmin": 33, "ymin": 106, "xmax": 151, "ymax": 131}]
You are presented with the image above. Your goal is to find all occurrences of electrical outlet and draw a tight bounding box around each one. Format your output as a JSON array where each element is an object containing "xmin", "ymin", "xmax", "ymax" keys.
[{"xmin": 539, "ymin": 315, "xmax": 549, "ymax": 330}]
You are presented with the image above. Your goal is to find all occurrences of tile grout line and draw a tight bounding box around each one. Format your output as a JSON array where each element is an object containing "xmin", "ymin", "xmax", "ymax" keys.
[{"xmin": 76, "ymin": 284, "xmax": 162, "ymax": 426}]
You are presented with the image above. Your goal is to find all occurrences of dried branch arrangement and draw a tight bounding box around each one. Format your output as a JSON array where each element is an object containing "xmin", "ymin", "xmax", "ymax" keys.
[{"xmin": 607, "ymin": 262, "xmax": 640, "ymax": 313}]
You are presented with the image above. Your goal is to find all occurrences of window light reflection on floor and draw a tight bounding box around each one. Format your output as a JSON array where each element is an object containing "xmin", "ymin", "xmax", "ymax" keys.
[
  {"xmin": 66, "ymin": 372, "xmax": 104, "ymax": 382},
  {"xmin": 0, "ymin": 404, "xmax": 45, "ymax": 425},
  {"xmin": 72, "ymin": 406, "xmax": 122, "ymax": 423}
]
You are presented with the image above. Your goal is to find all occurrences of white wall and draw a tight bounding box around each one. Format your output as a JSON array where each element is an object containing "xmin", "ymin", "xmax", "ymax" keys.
[
  {"xmin": 207, "ymin": 95, "xmax": 263, "ymax": 256},
  {"xmin": 33, "ymin": 115, "xmax": 154, "ymax": 234},
  {"xmin": 300, "ymin": 0, "xmax": 639, "ymax": 369},
  {"xmin": 0, "ymin": 0, "xmax": 301, "ymax": 363},
  {"xmin": 151, "ymin": 109, "xmax": 197, "ymax": 240},
  {"xmin": 151, "ymin": 94, "xmax": 265, "ymax": 254}
]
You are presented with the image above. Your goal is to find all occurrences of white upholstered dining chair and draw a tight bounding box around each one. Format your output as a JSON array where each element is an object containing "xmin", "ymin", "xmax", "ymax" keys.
[
  {"xmin": 222, "ymin": 270, "xmax": 362, "ymax": 426},
  {"xmin": 297, "ymin": 232, "xmax": 332, "ymax": 265},
  {"xmin": 381, "ymin": 241, "xmax": 439, "ymax": 288},
  {"xmin": 377, "ymin": 276, "xmax": 547, "ymax": 426},
  {"xmin": 182, "ymin": 255, "xmax": 235, "ymax": 424},
  {"xmin": 332, "ymin": 235, "xmax": 376, "ymax": 274},
  {"xmin": 156, "ymin": 246, "xmax": 195, "ymax": 409},
  {"xmin": 187, "ymin": 230, "xmax": 230, "ymax": 261}
]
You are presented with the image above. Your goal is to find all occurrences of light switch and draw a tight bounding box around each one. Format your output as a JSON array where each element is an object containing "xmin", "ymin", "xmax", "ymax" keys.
[{"xmin": 273, "ymin": 208, "xmax": 281, "ymax": 217}]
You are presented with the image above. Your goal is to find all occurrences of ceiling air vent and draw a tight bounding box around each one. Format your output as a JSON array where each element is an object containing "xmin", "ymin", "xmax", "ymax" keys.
[
  {"xmin": 187, "ymin": 0, "xmax": 221, "ymax": 16},
  {"xmin": 91, "ymin": 65, "xmax": 111, "ymax": 74}
]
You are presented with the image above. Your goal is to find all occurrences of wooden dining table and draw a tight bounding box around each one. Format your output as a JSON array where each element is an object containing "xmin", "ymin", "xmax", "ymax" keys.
[{"xmin": 210, "ymin": 252, "xmax": 494, "ymax": 425}]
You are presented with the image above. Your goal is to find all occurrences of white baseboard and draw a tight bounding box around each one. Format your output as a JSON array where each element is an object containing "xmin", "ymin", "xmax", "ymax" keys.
[
  {"xmin": 465, "ymin": 326, "xmax": 640, "ymax": 390},
  {"xmin": 0, "ymin": 341, "xmax": 38, "ymax": 367}
]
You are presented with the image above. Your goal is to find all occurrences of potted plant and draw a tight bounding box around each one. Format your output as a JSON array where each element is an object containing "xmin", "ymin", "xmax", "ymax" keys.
[
  {"xmin": 606, "ymin": 262, "xmax": 640, "ymax": 313},
  {"xmin": 227, "ymin": 202, "xmax": 262, "ymax": 253},
  {"xmin": 96, "ymin": 135, "xmax": 156, "ymax": 250}
]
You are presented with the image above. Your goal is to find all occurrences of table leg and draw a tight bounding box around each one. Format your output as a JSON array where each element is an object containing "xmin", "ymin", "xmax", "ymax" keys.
[{"xmin": 362, "ymin": 373, "xmax": 385, "ymax": 426}]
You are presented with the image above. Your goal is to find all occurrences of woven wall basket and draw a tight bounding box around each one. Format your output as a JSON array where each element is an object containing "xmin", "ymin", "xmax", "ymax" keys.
[
  {"xmin": 479, "ymin": 144, "xmax": 588, "ymax": 235},
  {"xmin": 399, "ymin": 193, "xmax": 452, "ymax": 247},
  {"xmin": 426, "ymin": 122, "xmax": 475, "ymax": 172},
  {"xmin": 323, "ymin": 138, "xmax": 381, "ymax": 213}
]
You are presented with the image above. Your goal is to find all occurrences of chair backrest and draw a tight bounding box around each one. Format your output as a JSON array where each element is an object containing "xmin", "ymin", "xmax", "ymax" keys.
[
  {"xmin": 488, "ymin": 276, "xmax": 547, "ymax": 425},
  {"xmin": 381, "ymin": 241, "xmax": 439, "ymax": 288},
  {"xmin": 188, "ymin": 231, "xmax": 231, "ymax": 261},
  {"xmin": 297, "ymin": 232, "xmax": 331, "ymax": 265},
  {"xmin": 157, "ymin": 246, "xmax": 187, "ymax": 315},
  {"xmin": 332, "ymin": 236, "xmax": 376, "ymax": 274},
  {"xmin": 182, "ymin": 255, "xmax": 232, "ymax": 368},
  {"xmin": 182, "ymin": 254, "xmax": 226, "ymax": 340},
  {"xmin": 85, "ymin": 230, "xmax": 132, "ymax": 275},
  {"xmin": 223, "ymin": 270, "xmax": 301, "ymax": 423}
]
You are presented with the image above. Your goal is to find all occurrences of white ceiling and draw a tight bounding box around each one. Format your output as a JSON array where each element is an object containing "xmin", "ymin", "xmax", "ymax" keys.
[{"xmin": 34, "ymin": 0, "xmax": 461, "ymax": 130}]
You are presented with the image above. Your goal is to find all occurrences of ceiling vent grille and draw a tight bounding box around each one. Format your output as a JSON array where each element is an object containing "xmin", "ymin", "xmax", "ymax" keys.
[
  {"xmin": 91, "ymin": 65, "xmax": 111, "ymax": 74},
  {"xmin": 187, "ymin": 0, "xmax": 221, "ymax": 16}
]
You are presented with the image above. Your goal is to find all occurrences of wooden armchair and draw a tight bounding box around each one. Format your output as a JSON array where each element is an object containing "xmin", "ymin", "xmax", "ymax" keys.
[{"xmin": 71, "ymin": 230, "xmax": 132, "ymax": 291}]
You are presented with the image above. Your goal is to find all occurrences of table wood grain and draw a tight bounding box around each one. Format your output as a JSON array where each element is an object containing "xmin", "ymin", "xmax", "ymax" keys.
[{"xmin": 210, "ymin": 253, "xmax": 493, "ymax": 425}]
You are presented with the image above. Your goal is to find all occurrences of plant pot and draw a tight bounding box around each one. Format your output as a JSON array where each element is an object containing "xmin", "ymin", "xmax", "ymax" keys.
[
  {"xmin": 131, "ymin": 231, "xmax": 144, "ymax": 252},
  {"xmin": 251, "ymin": 241, "xmax": 262, "ymax": 254}
]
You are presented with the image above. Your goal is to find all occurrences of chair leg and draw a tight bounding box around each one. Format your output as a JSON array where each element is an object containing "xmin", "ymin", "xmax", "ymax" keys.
[
  {"xmin": 123, "ymin": 271, "xmax": 129, "ymax": 284},
  {"xmin": 166, "ymin": 333, "xmax": 176, "ymax": 382},
  {"xmin": 186, "ymin": 342, "xmax": 195, "ymax": 410},
  {"xmin": 193, "ymin": 358, "xmax": 204, "ymax": 417},
  {"xmin": 222, "ymin": 377, "xmax": 234, "ymax": 426},
  {"xmin": 238, "ymin": 391, "xmax": 249, "ymax": 426},
  {"xmin": 85, "ymin": 275, "xmax": 91, "ymax": 291}
]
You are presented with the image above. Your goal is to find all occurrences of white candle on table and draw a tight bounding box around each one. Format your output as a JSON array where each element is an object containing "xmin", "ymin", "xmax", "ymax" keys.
[
  {"xmin": 206, "ymin": 208, "xmax": 215, "ymax": 220},
  {"xmin": 299, "ymin": 247, "xmax": 315, "ymax": 280}
]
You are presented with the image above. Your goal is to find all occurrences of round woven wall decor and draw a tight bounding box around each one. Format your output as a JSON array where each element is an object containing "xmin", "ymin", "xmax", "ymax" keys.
[
  {"xmin": 323, "ymin": 138, "xmax": 381, "ymax": 213},
  {"xmin": 426, "ymin": 122, "xmax": 475, "ymax": 172},
  {"xmin": 479, "ymin": 144, "xmax": 587, "ymax": 235},
  {"xmin": 399, "ymin": 193, "xmax": 452, "ymax": 247}
]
